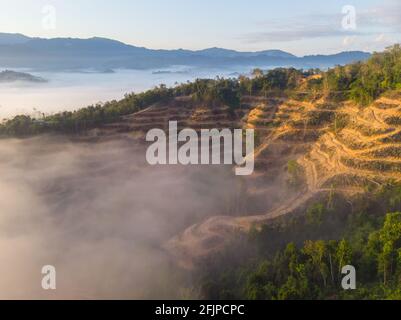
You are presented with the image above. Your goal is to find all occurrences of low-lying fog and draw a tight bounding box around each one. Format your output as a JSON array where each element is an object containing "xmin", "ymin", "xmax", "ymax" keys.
[
  {"xmin": 0, "ymin": 136, "xmax": 240, "ymax": 299},
  {"xmin": 0, "ymin": 66, "xmax": 245, "ymax": 120}
]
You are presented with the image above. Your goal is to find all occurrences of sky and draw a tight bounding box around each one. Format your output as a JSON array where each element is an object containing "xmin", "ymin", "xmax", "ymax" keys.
[{"xmin": 0, "ymin": 0, "xmax": 400, "ymax": 55}]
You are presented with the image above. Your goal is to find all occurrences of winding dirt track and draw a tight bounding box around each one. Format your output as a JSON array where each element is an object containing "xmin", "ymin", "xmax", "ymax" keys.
[
  {"xmin": 165, "ymin": 96, "xmax": 401, "ymax": 269},
  {"xmin": 90, "ymin": 94, "xmax": 401, "ymax": 270}
]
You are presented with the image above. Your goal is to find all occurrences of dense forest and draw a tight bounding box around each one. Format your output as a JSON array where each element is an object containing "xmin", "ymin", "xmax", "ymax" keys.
[
  {"xmin": 197, "ymin": 182, "xmax": 401, "ymax": 300},
  {"xmin": 1, "ymin": 45, "xmax": 400, "ymax": 137}
]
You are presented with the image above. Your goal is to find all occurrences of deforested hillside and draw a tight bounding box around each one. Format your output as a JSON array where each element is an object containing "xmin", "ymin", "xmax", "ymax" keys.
[{"xmin": 165, "ymin": 45, "xmax": 401, "ymax": 267}]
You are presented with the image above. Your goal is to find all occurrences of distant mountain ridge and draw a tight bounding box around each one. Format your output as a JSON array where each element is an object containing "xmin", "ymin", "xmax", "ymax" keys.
[
  {"xmin": 0, "ymin": 33, "xmax": 371, "ymax": 71},
  {"xmin": 0, "ymin": 32, "xmax": 31, "ymax": 45}
]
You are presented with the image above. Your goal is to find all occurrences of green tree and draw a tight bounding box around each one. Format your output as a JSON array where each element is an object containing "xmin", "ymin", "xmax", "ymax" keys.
[{"xmin": 335, "ymin": 239, "xmax": 353, "ymax": 278}]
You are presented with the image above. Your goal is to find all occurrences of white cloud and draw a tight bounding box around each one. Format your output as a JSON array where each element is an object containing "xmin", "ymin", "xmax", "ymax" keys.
[
  {"xmin": 342, "ymin": 36, "xmax": 357, "ymax": 47},
  {"xmin": 242, "ymin": 0, "xmax": 401, "ymax": 46}
]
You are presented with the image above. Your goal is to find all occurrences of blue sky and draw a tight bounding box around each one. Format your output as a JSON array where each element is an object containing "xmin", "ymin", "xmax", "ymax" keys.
[{"xmin": 0, "ymin": 0, "xmax": 400, "ymax": 55}]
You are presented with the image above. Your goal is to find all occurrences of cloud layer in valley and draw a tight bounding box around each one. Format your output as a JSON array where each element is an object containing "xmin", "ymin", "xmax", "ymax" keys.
[{"xmin": 0, "ymin": 136, "xmax": 240, "ymax": 299}]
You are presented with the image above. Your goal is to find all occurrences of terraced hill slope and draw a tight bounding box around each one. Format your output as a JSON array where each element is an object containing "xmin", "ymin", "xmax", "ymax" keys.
[
  {"xmin": 91, "ymin": 96, "xmax": 243, "ymax": 137},
  {"xmin": 166, "ymin": 93, "xmax": 401, "ymax": 268},
  {"xmin": 84, "ymin": 78, "xmax": 401, "ymax": 269}
]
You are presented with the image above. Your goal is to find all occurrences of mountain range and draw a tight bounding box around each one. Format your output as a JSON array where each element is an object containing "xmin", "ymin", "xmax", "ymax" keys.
[{"xmin": 0, "ymin": 33, "xmax": 371, "ymax": 71}]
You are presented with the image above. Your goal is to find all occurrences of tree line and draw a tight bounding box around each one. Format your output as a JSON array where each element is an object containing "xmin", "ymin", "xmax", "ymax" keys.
[{"xmin": 1, "ymin": 44, "xmax": 401, "ymax": 136}]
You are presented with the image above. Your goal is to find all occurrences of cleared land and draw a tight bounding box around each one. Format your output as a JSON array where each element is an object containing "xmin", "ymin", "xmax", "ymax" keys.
[{"xmin": 85, "ymin": 92, "xmax": 401, "ymax": 268}]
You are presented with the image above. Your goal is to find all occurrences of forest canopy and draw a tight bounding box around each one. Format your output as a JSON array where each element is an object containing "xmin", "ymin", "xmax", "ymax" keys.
[{"xmin": 198, "ymin": 182, "xmax": 401, "ymax": 300}]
